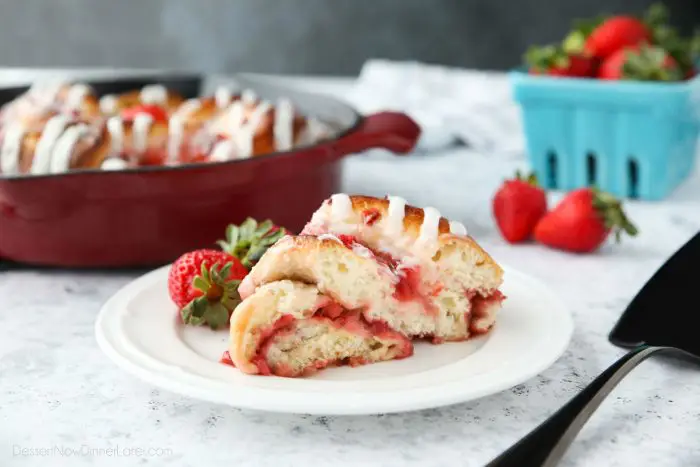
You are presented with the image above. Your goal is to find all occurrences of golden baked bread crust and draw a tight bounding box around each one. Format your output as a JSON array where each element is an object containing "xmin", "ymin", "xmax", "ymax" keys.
[{"xmin": 324, "ymin": 194, "xmax": 503, "ymax": 279}]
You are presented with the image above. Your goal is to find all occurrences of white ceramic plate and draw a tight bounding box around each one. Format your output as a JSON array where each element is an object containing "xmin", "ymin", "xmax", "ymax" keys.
[{"xmin": 95, "ymin": 264, "xmax": 573, "ymax": 415}]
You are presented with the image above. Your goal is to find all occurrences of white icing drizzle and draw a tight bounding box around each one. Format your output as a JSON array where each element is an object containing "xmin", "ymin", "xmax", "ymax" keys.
[
  {"xmin": 99, "ymin": 95, "xmax": 117, "ymax": 114},
  {"xmin": 273, "ymin": 98, "xmax": 294, "ymax": 151},
  {"xmin": 235, "ymin": 100, "xmax": 271, "ymax": 158},
  {"xmin": 107, "ymin": 116, "xmax": 124, "ymax": 155},
  {"xmin": 330, "ymin": 193, "xmax": 353, "ymax": 222},
  {"xmin": 167, "ymin": 99, "xmax": 201, "ymax": 162},
  {"xmin": 215, "ymin": 86, "xmax": 232, "ymax": 109},
  {"xmin": 28, "ymin": 80, "xmax": 64, "ymax": 107},
  {"xmin": 0, "ymin": 124, "xmax": 25, "ymax": 175},
  {"xmin": 209, "ymin": 140, "xmax": 236, "ymax": 161},
  {"xmin": 31, "ymin": 115, "xmax": 69, "ymax": 174},
  {"xmin": 65, "ymin": 84, "xmax": 89, "ymax": 111},
  {"xmin": 132, "ymin": 113, "xmax": 153, "ymax": 155},
  {"xmin": 167, "ymin": 116, "xmax": 185, "ymax": 163},
  {"xmin": 140, "ymin": 85, "xmax": 167, "ymax": 105},
  {"xmin": 241, "ymin": 89, "xmax": 257, "ymax": 105},
  {"xmin": 210, "ymin": 97, "xmax": 277, "ymax": 159},
  {"xmin": 449, "ymin": 221, "xmax": 467, "ymax": 236},
  {"xmin": 175, "ymin": 98, "xmax": 201, "ymax": 117},
  {"xmin": 50, "ymin": 124, "xmax": 89, "ymax": 173},
  {"xmin": 386, "ymin": 196, "xmax": 407, "ymax": 236},
  {"xmin": 419, "ymin": 207, "xmax": 441, "ymax": 244},
  {"xmin": 225, "ymin": 101, "xmax": 245, "ymax": 128},
  {"xmin": 101, "ymin": 158, "xmax": 128, "ymax": 170}
]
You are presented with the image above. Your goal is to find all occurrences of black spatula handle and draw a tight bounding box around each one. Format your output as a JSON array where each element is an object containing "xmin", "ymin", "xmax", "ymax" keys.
[{"xmin": 486, "ymin": 345, "xmax": 672, "ymax": 467}]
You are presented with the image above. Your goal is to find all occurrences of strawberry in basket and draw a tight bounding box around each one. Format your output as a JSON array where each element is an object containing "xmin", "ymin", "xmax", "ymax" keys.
[
  {"xmin": 525, "ymin": 44, "xmax": 595, "ymax": 78},
  {"xmin": 598, "ymin": 44, "xmax": 683, "ymax": 81},
  {"xmin": 523, "ymin": 3, "xmax": 700, "ymax": 82}
]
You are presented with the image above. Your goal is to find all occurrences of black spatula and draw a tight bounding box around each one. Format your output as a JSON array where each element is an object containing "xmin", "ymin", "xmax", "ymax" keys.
[{"xmin": 487, "ymin": 231, "xmax": 700, "ymax": 467}]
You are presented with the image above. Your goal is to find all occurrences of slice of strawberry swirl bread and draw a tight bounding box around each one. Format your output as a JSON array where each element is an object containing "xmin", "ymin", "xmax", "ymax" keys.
[{"xmin": 227, "ymin": 194, "xmax": 506, "ymax": 377}]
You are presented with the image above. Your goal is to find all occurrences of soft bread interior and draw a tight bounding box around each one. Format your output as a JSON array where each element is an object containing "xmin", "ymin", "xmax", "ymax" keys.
[
  {"xmin": 230, "ymin": 280, "xmax": 325, "ymax": 373},
  {"xmin": 239, "ymin": 235, "xmax": 503, "ymax": 342},
  {"xmin": 229, "ymin": 279, "xmax": 412, "ymax": 377},
  {"xmin": 239, "ymin": 236, "xmax": 396, "ymax": 309},
  {"xmin": 263, "ymin": 315, "xmax": 412, "ymax": 377},
  {"xmin": 303, "ymin": 195, "xmax": 503, "ymax": 292}
]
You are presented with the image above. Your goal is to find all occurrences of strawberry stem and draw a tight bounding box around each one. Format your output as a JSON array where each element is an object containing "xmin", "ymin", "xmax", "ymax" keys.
[
  {"xmin": 620, "ymin": 44, "xmax": 684, "ymax": 81},
  {"xmin": 180, "ymin": 260, "xmax": 242, "ymax": 330},
  {"xmin": 524, "ymin": 44, "xmax": 570, "ymax": 73},
  {"xmin": 591, "ymin": 187, "xmax": 639, "ymax": 242},
  {"xmin": 217, "ymin": 217, "xmax": 288, "ymax": 269},
  {"xmin": 515, "ymin": 170, "xmax": 540, "ymax": 187},
  {"xmin": 644, "ymin": 2, "xmax": 699, "ymax": 77},
  {"xmin": 563, "ymin": 15, "xmax": 605, "ymax": 55}
]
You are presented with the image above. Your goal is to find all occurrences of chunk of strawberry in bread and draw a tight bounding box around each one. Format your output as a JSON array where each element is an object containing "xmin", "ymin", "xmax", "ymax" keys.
[{"xmin": 228, "ymin": 280, "xmax": 412, "ymax": 376}]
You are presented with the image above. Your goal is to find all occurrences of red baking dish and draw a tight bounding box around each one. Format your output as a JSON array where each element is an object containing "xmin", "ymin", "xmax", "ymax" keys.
[{"xmin": 0, "ymin": 73, "xmax": 420, "ymax": 268}]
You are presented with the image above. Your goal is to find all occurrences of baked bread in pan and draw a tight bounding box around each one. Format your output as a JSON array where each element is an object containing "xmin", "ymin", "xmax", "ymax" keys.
[{"xmin": 0, "ymin": 81, "xmax": 330, "ymax": 175}]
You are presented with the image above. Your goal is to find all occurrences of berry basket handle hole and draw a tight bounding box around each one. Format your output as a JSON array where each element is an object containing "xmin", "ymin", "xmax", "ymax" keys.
[
  {"xmin": 586, "ymin": 152, "xmax": 597, "ymax": 186},
  {"xmin": 628, "ymin": 157, "xmax": 639, "ymax": 199},
  {"xmin": 546, "ymin": 150, "xmax": 558, "ymax": 189}
]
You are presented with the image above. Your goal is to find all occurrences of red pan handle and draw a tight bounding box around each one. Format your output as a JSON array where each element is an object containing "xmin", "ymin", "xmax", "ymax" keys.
[{"xmin": 329, "ymin": 111, "xmax": 421, "ymax": 157}]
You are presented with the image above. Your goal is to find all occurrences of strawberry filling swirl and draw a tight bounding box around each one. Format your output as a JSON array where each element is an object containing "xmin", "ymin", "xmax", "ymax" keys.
[
  {"xmin": 221, "ymin": 299, "xmax": 413, "ymax": 376},
  {"xmin": 325, "ymin": 233, "xmax": 504, "ymax": 325},
  {"xmin": 304, "ymin": 208, "xmax": 506, "ymax": 337}
]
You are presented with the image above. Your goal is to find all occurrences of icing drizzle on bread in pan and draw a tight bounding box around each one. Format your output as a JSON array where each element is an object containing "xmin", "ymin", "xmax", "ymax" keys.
[{"xmin": 0, "ymin": 80, "xmax": 331, "ymax": 176}]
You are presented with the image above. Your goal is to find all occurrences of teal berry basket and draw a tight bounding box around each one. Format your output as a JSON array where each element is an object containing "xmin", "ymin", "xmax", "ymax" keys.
[{"xmin": 510, "ymin": 70, "xmax": 700, "ymax": 200}]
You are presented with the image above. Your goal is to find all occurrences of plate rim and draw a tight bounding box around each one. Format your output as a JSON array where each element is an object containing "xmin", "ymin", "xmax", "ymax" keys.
[{"xmin": 95, "ymin": 264, "xmax": 574, "ymax": 415}]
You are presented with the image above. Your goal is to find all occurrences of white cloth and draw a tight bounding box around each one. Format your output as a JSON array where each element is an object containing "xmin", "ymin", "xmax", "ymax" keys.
[{"xmin": 349, "ymin": 59, "xmax": 526, "ymax": 155}]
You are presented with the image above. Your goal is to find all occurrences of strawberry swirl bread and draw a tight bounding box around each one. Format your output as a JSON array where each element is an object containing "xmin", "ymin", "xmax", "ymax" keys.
[
  {"xmin": 227, "ymin": 194, "xmax": 506, "ymax": 377},
  {"xmin": 0, "ymin": 81, "xmax": 330, "ymax": 176}
]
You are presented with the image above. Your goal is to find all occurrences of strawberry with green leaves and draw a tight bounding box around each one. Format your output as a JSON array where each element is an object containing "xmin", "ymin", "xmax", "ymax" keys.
[
  {"xmin": 168, "ymin": 249, "xmax": 248, "ymax": 330},
  {"xmin": 168, "ymin": 217, "xmax": 287, "ymax": 330},
  {"xmin": 561, "ymin": 3, "xmax": 699, "ymax": 81},
  {"xmin": 598, "ymin": 44, "xmax": 683, "ymax": 81},
  {"xmin": 534, "ymin": 187, "xmax": 638, "ymax": 253},
  {"xmin": 562, "ymin": 8, "xmax": 651, "ymax": 60},
  {"xmin": 525, "ymin": 45, "xmax": 595, "ymax": 78},
  {"xmin": 583, "ymin": 16, "xmax": 651, "ymax": 60}
]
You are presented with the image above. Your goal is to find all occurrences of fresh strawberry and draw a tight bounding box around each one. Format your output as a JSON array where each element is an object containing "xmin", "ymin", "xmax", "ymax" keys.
[
  {"xmin": 598, "ymin": 44, "xmax": 683, "ymax": 81},
  {"xmin": 217, "ymin": 217, "xmax": 288, "ymax": 269},
  {"xmin": 525, "ymin": 45, "xmax": 595, "ymax": 77},
  {"xmin": 534, "ymin": 187, "xmax": 638, "ymax": 253},
  {"xmin": 584, "ymin": 16, "xmax": 651, "ymax": 59},
  {"xmin": 493, "ymin": 171, "xmax": 547, "ymax": 243},
  {"xmin": 121, "ymin": 104, "xmax": 168, "ymax": 123},
  {"xmin": 168, "ymin": 249, "xmax": 248, "ymax": 330}
]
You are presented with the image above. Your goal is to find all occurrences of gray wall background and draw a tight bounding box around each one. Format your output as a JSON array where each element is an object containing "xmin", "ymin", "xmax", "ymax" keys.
[{"xmin": 1, "ymin": 0, "xmax": 698, "ymax": 75}]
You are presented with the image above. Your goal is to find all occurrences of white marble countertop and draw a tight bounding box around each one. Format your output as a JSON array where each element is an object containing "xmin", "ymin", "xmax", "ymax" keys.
[{"xmin": 1, "ymin": 68, "xmax": 700, "ymax": 467}]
